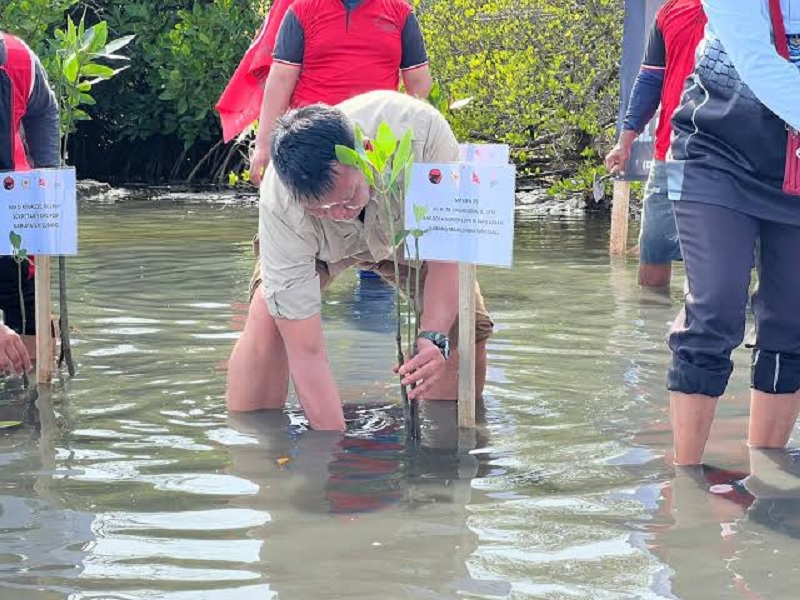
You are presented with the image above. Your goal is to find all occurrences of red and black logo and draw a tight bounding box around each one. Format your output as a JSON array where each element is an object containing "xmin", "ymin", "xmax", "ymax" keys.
[{"xmin": 428, "ymin": 168, "xmax": 442, "ymax": 184}]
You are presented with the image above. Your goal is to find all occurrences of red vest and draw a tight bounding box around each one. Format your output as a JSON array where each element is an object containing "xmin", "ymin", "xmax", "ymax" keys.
[
  {"xmin": 289, "ymin": 0, "xmax": 411, "ymax": 108},
  {"xmin": 0, "ymin": 33, "xmax": 33, "ymax": 171}
]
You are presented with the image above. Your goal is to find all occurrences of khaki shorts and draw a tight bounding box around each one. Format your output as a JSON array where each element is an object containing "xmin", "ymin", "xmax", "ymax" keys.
[{"xmin": 249, "ymin": 241, "xmax": 493, "ymax": 346}]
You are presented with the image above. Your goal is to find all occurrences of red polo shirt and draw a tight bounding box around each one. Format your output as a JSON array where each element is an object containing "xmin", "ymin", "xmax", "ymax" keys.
[{"xmin": 273, "ymin": 0, "xmax": 429, "ymax": 108}]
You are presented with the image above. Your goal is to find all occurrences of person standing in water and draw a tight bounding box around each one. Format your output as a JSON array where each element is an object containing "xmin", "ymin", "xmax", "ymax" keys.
[
  {"xmin": 666, "ymin": 0, "xmax": 800, "ymax": 465},
  {"xmin": 606, "ymin": 0, "xmax": 706, "ymax": 288}
]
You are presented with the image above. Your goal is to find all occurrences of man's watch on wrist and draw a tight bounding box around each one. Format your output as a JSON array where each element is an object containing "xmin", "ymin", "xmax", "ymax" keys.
[{"xmin": 416, "ymin": 331, "xmax": 450, "ymax": 360}]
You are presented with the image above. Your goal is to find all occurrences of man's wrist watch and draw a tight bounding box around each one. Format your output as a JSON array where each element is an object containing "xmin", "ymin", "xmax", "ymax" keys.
[{"xmin": 417, "ymin": 331, "xmax": 450, "ymax": 360}]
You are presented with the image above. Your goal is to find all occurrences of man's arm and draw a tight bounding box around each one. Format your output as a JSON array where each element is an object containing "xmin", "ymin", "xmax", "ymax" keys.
[
  {"xmin": 702, "ymin": 0, "xmax": 800, "ymax": 131},
  {"xmin": 606, "ymin": 19, "xmax": 666, "ymax": 175},
  {"xmin": 398, "ymin": 110, "xmax": 461, "ymax": 398},
  {"xmin": 259, "ymin": 191, "xmax": 344, "ymax": 430},
  {"xmin": 275, "ymin": 315, "xmax": 344, "ymax": 430},
  {"xmin": 250, "ymin": 10, "xmax": 304, "ymax": 185},
  {"xmin": 22, "ymin": 53, "xmax": 59, "ymax": 168},
  {"xmin": 400, "ymin": 13, "xmax": 432, "ymax": 99},
  {"xmin": 419, "ymin": 261, "xmax": 458, "ymax": 335}
]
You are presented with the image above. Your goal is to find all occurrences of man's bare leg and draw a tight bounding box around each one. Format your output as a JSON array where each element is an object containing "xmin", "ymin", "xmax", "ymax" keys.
[
  {"xmin": 748, "ymin": 390, "xmax": 800, "ymax": 449},
  {"xmin": 670, "ymin": 392, "xmax": 718, "ymax": 465},
  {"xmin": 639, "ymin": 263, "xmax": 672, "ymax": 288},
  {"xmin": 424, "ymin": 339, "xmax": 487, "ymax": 401},
  {"xmin": 226, "ymin": 284, "xmax": 291, "ymax": 411}
]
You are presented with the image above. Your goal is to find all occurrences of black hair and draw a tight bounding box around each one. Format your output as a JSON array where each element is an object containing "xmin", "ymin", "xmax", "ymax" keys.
[{"xmin": 270, "ymin": 103, "xmax": 356, "ymax": 202}]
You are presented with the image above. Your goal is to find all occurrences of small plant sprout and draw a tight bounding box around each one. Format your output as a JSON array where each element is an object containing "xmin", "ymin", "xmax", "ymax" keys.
[{"xmin": 335, "ymin": 122, "xmax": 431, "ymax": 439}]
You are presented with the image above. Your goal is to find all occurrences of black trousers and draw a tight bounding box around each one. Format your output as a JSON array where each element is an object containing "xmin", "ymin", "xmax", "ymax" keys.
[
  {"xmin": 668, "ymin": 200, "xmax": 800, "ymax": 397},
  {"xmin": 0, "ymin": 256, "xmax": 36, "ymax": 335}
]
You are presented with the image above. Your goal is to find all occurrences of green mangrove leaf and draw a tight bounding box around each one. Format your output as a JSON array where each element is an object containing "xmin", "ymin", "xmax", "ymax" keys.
[
  {"xmin": 393, "ymin": 229, "xmax": 411, "ymax": 246},
  {"xmin": 335, "ymin": 145, "xmax": 363, "ymax": 170},
  {"xmin": 375, "ymin": 122, "xmax": 397, "ymax": 159},
  {"xmin": 390, "ymin": 129, "xmax": 413, "ymax": 186}
]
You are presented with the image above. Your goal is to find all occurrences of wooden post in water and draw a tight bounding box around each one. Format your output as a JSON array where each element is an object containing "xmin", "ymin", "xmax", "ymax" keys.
[
  {"xmin": 34, "ymin": 256, "xmax": 53, "ymax": 384},
  {"xmin": 609, "ymin": 180, "xmax": 631, "ymax": 256},
  {"xmin": 458, "ymin": 262, "xmax": 477, "ymax": 429}
]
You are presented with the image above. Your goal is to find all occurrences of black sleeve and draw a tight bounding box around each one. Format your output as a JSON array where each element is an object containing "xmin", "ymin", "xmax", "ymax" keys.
[
  {"xmin": 642, "ymin": 19, "xmax": 666, "ymax": 69},
  {"xmin": 273, "ymin": 9, "xmax": 305, "ymax": 65},
  {"xmin": 22, "ymin": 54, "xmax": 60, "ymax": 168},
  {"xmin": 400, "ymin": 13, "xmax": 428, "ymax": 70}
]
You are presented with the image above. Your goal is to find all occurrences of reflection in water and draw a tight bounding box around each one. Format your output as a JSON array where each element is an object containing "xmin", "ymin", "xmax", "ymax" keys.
[
  {"xmin": 644, "ymin": 451, "xmax": 800, "ymax": 600},
  {"xmin": 225, "ymin": 401, "xmax": 510, "ymax": 599},
  {"xmin": 1, "ymin": 203, "xmax": 799, "ymax": 598}
]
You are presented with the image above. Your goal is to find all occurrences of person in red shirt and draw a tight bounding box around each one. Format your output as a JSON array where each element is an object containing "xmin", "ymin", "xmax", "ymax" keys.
[
  {"xmin": 605, "ymin": 0, "xmax": 706, "ymax": 287},
  {"xmin": 249, "ymin": 0, "xmax": 432, "ymax": 185},
  {"xmin": 0, "ymin": 32, "xmax": 58, "ymax": 376}
]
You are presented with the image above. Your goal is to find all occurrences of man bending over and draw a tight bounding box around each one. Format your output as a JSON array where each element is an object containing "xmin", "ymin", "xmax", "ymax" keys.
[{"xmin": 226, "ymin": 90, "xmax": 493, "ymax": 430}]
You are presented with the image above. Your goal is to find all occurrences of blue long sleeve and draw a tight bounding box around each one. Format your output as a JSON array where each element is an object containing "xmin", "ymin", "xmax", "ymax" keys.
[{"xmin": 622, "ymin": 69, "xmax": 665, "ymax": 133}]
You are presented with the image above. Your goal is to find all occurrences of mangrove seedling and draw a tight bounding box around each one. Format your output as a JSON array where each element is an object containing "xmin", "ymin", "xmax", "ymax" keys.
[
  {"xmin": 335, "ymin": 123, "xmax": 431, "ymax": 438},
  {"xmin": 9, "ymin": 230, "xmax": 29, "ymax": 388},
  {"xmin": 50, "ymin": 14, "xmax": 134, "ymax": 376}
]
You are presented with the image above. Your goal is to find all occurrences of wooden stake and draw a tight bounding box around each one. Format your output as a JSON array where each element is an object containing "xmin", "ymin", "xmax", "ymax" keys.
[
  {"xmin": 34, "ymin": 255, "xmax": 53, "ymax": 384},
  {"xmin": 610, "ymin": 180, "xmax": 631, "ymax": 256},
  {"xmin": 458, "ymin": 262, "xmax": 477, "ymax": 429}
]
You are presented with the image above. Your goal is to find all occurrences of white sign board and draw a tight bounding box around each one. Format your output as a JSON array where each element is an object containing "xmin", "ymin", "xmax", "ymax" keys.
[
  {"xmin": 404, "ymin": 145, "xmax": 515, "ymax": 268},
  {"xmin": 0, "ymin": 168, "xmax": 77, "ymax": 256}
]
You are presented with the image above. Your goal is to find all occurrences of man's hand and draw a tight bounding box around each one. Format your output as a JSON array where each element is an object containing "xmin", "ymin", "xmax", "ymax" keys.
[
  {"xmin": 604, "ymin": 130, "xmax": 638, "ymax": 176},
  {"xmin": 0, "ymin": 324, "xmax": 32, "ymax": 376},
  {"xmin": 249, "ymin": 144, "xmax": 270, "ymax": 187},
  {"xmin": 396, "ymin": 338, "xmax": 446, "ymax": 400}
]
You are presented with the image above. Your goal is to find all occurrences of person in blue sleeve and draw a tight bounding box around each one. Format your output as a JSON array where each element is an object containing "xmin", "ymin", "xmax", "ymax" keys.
[{"xmin": 606, "ymin": 0, "xmax": 706, "ymax": 288}]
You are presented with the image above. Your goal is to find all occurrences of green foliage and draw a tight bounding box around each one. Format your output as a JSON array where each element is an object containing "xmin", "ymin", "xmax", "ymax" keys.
[
  {"xmin": 417, "ymin": 0, "xmax": 622, "ymax": 180},
  {"xmin": 3, "ymin": 0, "xmax": 624, "ymax": 185},
  {"xmin": 50, "ymin": 13, "xmax": 134, "ymax": 155},
  {"xmin": 0, "ymin": 0, "xmax": 78, "ymax": 56},
  {"xmin": 547, "ymin": 161, "xmax": 607, "ymax": 196},
  {"xmin": 96, "ymin": 0, "xmax": 262, "ymax": 148}
]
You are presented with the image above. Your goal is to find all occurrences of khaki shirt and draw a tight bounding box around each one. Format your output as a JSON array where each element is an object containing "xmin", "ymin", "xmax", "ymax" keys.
[{"xmin": 259, "ymin": 90, "xmax": 460, "ymax": 320}]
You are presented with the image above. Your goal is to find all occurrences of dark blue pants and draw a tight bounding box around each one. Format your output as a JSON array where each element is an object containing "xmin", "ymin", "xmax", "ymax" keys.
[{"xmin": 668, "ymin": 201, "xmax": 800, "ymax": 397}]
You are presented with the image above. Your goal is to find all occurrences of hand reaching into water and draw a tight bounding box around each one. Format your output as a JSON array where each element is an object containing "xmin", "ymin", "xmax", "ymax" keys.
[{"xmin": 0, "ymin": 324, "xmax": 32, "ymax": 376}]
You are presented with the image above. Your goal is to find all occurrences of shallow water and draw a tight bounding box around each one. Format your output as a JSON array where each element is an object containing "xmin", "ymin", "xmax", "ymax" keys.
[{"xmin": 1, "ymin": 197, "xmax": 799, "ymax": 599}]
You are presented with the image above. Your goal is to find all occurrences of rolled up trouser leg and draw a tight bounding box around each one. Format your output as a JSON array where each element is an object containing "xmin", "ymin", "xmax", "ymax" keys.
[
  {"xmin": 667, "ymin": 201, "xmax": 758, "ymax": 397},
  {"xmin": 748, "ymin": 217, "xmax": 800, "ymax": 394}
]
